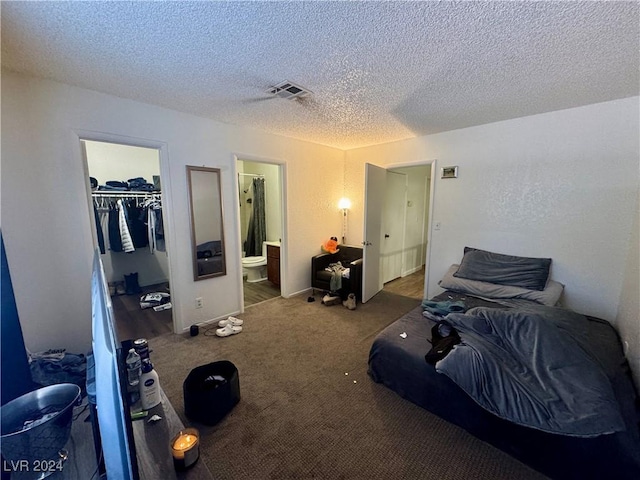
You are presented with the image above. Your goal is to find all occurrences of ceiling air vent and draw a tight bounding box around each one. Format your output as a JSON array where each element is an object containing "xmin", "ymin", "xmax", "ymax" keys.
[{"xmin": 267, "ymin": 81, "xmax": 312, "ymax": 100}]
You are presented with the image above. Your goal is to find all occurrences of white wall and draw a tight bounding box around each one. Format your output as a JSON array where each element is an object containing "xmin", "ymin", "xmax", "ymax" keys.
[
  {"xmin": 1, "ymin": 72, "xmax": 344, "ymax": 354},
  {"xmin": 616, "ymin": 193, "xmax": 640, "ymax": 388},
  {"xmin": 346, "ymin": 98, "xmax": 639, "ymax": 325}
]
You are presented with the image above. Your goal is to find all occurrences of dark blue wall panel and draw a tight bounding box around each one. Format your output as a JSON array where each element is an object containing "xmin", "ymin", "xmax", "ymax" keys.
[{"xmin": 1, "ymin": 231, "xmax": 34, "ymax": 405}]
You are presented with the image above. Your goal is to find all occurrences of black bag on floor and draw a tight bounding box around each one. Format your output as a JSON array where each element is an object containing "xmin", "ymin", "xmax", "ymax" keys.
[{"xmin": 183, "ymin": 361, "xmax": 240, "ymax": 425}]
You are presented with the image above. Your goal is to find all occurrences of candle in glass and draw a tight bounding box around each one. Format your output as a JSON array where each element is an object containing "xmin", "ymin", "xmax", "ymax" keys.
[{"xmin": 171, "ymin": 428, "xmax": 199, "ymax": 469}]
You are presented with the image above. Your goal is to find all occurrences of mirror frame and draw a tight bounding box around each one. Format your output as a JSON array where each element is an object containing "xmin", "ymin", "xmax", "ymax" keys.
[{"xmin": 186, "ymin": 165, "xmax": 227, "ymax": 281}]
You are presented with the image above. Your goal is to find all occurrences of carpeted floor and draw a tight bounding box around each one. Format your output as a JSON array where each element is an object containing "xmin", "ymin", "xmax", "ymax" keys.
[{"xmin": 150, "ymin": 291, "xmax": 546, "ymax": 480}]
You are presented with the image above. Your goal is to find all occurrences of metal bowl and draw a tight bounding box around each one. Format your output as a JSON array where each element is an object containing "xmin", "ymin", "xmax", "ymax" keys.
[{"xmin": 1, "ymin": 383, "xmax": 81, "ymax": 479}]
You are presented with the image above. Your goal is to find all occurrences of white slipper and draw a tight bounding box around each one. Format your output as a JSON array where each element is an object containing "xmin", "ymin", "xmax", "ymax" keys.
[
  {"xmin": 215, "ymin": 324, "xmax": 242, "ymax": 337},
  {"xmin": 218, "ymin": 316, "xmax": 244, "ymax": 327}
]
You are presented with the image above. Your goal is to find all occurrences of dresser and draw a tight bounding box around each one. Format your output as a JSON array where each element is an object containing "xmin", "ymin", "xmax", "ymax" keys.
[
  {"xmin": 64, "ymin": 388, "xmax": 214, "ymax": 479},
  {"xmin": 266, "ymin": 244, "xmax": 280, "ymax": 286}
]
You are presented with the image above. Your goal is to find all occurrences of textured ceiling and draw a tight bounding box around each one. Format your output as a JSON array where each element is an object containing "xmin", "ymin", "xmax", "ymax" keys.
[{"xmin": 2, "ymin": 1, "xmax": 638, "ymax": 150}]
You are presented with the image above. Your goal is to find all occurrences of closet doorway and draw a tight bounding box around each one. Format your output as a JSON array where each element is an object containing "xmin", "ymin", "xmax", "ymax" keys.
[
  {"xmin": 236, "ymin": 158, "xmax": 283, "ymax": 308},
  {"xmin": 383, "ymin": 164, "xmax": 432, "ymax": 283},
  {"xmin": 363, "ymin": 162, "xmax": 434, "ymax": 302},
  {"xmin": 82, "ymin": 139, "xmax": 173, "ymax": 341}
]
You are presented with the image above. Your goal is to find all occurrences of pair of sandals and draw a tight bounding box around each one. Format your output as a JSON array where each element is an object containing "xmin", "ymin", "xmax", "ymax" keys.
[{"xmin": 215, "ymin": 316, "xmax": 244, "ymax": 337}]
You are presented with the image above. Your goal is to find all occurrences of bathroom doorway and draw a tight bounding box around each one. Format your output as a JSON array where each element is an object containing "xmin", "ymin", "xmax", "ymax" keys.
[{"xmin": 236, "ymin": 158, "xmax": 283, "ymax": 307}]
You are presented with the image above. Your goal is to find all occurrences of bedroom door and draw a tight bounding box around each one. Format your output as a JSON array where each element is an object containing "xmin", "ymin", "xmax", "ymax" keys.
[{"xmin": 362, "ymin": 163, "xmax": 386, "ymax": 303}]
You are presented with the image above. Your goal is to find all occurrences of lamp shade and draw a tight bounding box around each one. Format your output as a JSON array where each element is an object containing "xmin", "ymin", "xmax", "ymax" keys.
[{"xmin": 338, "ymin": 198, "xmax": 351, "ymax": 210}]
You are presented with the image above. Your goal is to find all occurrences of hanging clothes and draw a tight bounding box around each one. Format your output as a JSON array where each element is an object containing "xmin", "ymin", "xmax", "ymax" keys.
[
  {"xmin": 142, "ymin": 198, "xmax": 165, "ymax": 254},
  {"xmin": 154, "ymin": 207, "xmax": 165, "ymax": 252},
  {"xmin": 126, "ymin": 201, "xmax": 148, "ymax": 248},
  {"xmin": 108, "ymin": 203, "xmax": 123, "ymax": 252},
  {"xmin": 117, "ymin": 199, "xmax": 135, "ymax": 253},
  {"xmin": 94, "ymin": 198, "xmax": 111, "ymax": 253},
  {"xmin": 146, "ymin": 204, "xmax": 157, "ymax": 254},
  {"xmin": 93, "ymin": 200, "xmax": 105, "ymax": 254},
  {"xmin": 95, "ymin": 193, "xmax": 164, "ymax": 254}
]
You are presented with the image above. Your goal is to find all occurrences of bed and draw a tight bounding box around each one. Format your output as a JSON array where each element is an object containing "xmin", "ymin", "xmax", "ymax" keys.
[
  {"xmin": 196, "ymin": 240, "xmax": 224, "ymax": 276},
  {"xmin": 368, "ymin": 248, "xmax": 640, "ymax": 479}
]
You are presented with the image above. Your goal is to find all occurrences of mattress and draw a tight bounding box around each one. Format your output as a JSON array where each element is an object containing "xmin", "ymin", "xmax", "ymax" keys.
[{"xmin": 368, "ymin": 291, "xmax": 640, "ymax": 479}]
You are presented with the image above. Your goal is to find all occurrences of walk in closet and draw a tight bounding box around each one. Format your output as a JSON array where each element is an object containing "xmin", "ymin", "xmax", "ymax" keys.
[{"xmin": 83, "ymin": 140, "xmax": 172, "ymax": 340}]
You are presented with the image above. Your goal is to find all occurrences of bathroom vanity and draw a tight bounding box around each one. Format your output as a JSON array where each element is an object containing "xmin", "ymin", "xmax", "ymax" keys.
[{"xmin": 266, "ymin": 243, "xmax": 280, "ymax": 286}]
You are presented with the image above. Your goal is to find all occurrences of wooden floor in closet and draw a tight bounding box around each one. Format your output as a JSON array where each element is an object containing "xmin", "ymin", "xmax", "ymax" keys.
[{"xmin": 112, "ymin": 283, "xmax": 173, "ymax": 342}]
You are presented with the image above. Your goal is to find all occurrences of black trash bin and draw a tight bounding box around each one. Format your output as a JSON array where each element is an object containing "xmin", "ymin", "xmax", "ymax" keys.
[{"xmin": 183, "ymin": 361, "xmax": 240, "ymax": 425}]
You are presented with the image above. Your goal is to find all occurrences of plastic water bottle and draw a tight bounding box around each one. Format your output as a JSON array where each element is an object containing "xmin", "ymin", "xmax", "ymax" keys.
[{"xmin": 126, "ymin": 348, "xmax": 142, "ymax": 386}]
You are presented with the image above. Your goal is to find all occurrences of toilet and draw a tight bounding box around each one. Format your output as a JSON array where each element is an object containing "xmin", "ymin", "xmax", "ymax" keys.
[{"xmin": 242, "ymin": 242, "xmax": 268, "ymax": 283}]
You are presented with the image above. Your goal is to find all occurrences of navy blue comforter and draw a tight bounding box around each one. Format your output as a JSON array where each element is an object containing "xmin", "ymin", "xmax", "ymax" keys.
[{"xmin": 437, "ymin": 304, "xmax": 626, "ymax": 437}]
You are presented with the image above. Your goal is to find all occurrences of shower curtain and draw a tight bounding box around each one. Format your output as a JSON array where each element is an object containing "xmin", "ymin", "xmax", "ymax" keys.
[{"xmin": 245, "ymin": 178, "xmax": 266, "ymax": 257}]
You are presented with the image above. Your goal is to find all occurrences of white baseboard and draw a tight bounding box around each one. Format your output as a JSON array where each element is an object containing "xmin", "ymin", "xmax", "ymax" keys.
[
  {"xmin": 186, "ymin": 311, "xmax": 243, "ymax": 331},
  {"xmin": 401, "ymin": 265, "xmax": 424, "ymax": 277},
  {"xmin": 286, "ymin": 287, "xmax": 313, "ymax": 299}
]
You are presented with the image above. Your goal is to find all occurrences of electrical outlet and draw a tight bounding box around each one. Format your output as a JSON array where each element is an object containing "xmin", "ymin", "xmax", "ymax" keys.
[{"xmin": 195, "ymin": 297, "xmax": 203, "ymax": 309}]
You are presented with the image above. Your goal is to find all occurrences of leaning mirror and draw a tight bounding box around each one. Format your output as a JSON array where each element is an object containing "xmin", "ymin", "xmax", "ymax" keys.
[{"xmin": 187, "ymin": 166, "xmax": 226, "ymax": 280}]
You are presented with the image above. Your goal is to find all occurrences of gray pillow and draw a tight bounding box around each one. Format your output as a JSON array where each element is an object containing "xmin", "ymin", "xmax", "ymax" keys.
[
  {"xmin": 453, "ymin": 247, "xmax": 552, "ymax": 291},
  {"xmin": 440, "ymin": 264, "xmax": 564, "ymax": 306}
]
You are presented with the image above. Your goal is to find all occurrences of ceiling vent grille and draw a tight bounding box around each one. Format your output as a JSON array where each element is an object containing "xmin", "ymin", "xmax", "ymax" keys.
[{"xmin": 267, "ymin": 81, "xmax": 312, "ymax": 100}]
